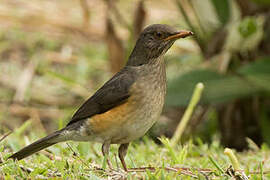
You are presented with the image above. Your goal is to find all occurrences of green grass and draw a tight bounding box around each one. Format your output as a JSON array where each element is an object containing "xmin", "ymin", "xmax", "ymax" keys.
[
  {"xmin": 0, "ymin": 30, "xmax": 269, "ymax": 179},
  {"xmin": 1, "ymin": 127, "xmax": 270, "ymax": 179},
  {"xmin": 0, "ymin": 3, "xmax": 269, "ymax": 179}
]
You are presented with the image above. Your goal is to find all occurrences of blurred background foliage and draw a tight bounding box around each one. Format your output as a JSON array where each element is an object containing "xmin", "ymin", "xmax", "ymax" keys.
[{"xmin": 0, "ymin": 0, "xmax": 269, "ymax": 151}]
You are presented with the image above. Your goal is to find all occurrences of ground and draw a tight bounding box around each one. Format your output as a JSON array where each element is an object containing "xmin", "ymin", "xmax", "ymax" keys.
[{"xmin": 0, "ymin": 127, "xmax": 269, "ymax": 179}]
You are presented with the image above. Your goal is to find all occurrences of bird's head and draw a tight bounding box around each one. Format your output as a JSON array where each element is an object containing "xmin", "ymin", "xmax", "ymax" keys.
[{"xmin": 127, "ymin": 24, "xmax": 193, "ymax": 66}]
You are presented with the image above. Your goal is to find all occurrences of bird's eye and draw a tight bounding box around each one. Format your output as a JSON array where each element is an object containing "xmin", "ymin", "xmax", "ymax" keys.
[{"xmin": 155, "ymin": 32, "xmax": 163, "ymax": 39}]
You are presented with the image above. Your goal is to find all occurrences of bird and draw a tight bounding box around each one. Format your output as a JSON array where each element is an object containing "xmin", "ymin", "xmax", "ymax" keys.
[{"xmin": 9, "ymin": 24, "xmax": 193, "ymax": 171}]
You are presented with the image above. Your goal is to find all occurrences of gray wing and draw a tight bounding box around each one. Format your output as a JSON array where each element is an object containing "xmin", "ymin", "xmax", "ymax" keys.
[{"xmin": 67, "ymin": 67, "xmax": 137, "ymax": 126}]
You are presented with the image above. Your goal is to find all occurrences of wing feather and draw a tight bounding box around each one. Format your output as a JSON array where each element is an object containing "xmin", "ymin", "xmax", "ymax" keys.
[{"xmin": 67, "ymin": 67, "xmax": 137, "ymax": 126}]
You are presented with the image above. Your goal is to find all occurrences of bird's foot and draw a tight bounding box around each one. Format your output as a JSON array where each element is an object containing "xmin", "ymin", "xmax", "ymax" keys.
[{"xmin": 107, "ymin": 159, "xmax": 113, "ymax": 170}]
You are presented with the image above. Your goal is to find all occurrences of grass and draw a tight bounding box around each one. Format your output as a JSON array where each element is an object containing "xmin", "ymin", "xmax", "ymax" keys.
[
  {"xmin": 0, "ymin": 1, "xmax": 269, "ymax": 179},
  {"xmin": 0, "ymin": 27, "xmax": 269, "ymax": 180},
  {"xmin": 0, "ymin": 122, "xmax": 270, "ymax": 179}
]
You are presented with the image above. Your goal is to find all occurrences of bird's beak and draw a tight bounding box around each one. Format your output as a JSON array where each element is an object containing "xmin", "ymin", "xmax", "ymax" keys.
[{"xmin": 164, "ymin": 30, "xmax": 193, "ymax": 41}]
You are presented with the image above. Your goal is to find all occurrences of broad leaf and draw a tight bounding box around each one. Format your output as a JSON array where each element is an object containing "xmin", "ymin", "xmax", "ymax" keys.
[
  {"xmin": 166, "ymin": 70, "xmax": 260, "ymax": 106},
  {"xmin": 238, "ymin": 57, "xmax": 270, "ymax": 91},
  {"xmin": 166, "ymin": 57, "xmax": 270, "ymax": 106}
]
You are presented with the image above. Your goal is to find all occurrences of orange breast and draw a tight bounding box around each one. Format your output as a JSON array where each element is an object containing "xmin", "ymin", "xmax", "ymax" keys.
[{"xmin": 89, "ymin": 100, "xmax": 134, "ymax": 133}]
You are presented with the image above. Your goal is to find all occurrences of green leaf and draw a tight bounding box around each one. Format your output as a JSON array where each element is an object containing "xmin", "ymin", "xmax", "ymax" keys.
[
  {"xmin": 14, "ymin": 120, "xmax": 32, "ymax": 136},
  {"xmin": 166, "ymin": 57, "xmax": 270, "ymax": 106},
  {"xmin": 238, "ymin": 17, "xmax": 258, "ymax": 38},
  {"xmin": 166, "ymin": 70, "xmax": 260, "ymax": 106},
  {"xmin": 159, "ymin": 137, "xmax": 178, "ymax": 164},
  {"xmin": 238, "ymin": 57, "xmax": 270, "ymax": 91},
  {"xmin": 210, "ymin": 0, "xmax": 230, "ymax": 25},
  {"xmin": 208, "ymin": 155, "xmax": 224, "ymax": 174},
  {"xmin": 178, "ymin": 145, "xmax": 188, "ymax": 164}
]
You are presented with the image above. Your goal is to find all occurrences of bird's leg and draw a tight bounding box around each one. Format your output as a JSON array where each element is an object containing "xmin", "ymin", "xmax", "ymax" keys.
[
  {"xmin": 118, "ymin": 143, "xmax": 129, "ymax": 171},
  {"xmin": 102, "ymin": 141, "xmax": 113, "ymax": 170}
]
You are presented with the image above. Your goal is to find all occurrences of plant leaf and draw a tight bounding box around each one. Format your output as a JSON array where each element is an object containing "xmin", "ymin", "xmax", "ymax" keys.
[
  {"xmin": 210, "ymin": 0, "xmax": 230, "ymax": 25},
  {"xmin": 238, "ymin": 17, "xmax": 257, "ymax": 38},
  {"xmin": 166, "ymin": 57, "xmax": 270, "ymax": 107},
  {"xmin": 238, "ymin": 57, "xmax": 270, "ymax": 91},
  {"xmin": 166, "ymin": 69, "xmax": 261, "ymax": 106}
]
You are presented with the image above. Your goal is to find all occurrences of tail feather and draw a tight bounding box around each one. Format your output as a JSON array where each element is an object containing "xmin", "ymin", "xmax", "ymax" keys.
[{"xmin": 9, "ymin": 129, "xmax": 65, "ymax": 160}]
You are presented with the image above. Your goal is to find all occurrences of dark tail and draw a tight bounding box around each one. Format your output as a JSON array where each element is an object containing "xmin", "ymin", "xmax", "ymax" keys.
[{"xmin": 9, "ymin": 129, "xmax": 65, "ymax": 160}]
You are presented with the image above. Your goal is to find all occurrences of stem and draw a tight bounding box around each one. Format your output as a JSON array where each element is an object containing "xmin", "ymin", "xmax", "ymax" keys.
[
  {"xmin": 224, "ymin": 148, "xmax": 240, "ymax": 171},
  {"xmin": 170, "ymin": 82, "xmax": 204, "ymax": 147}
]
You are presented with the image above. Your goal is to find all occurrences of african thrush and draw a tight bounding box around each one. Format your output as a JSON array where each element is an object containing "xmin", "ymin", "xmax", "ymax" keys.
[{"xmin": 9, "ymin": 24, "xmax": 193, "ymax": 171}]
